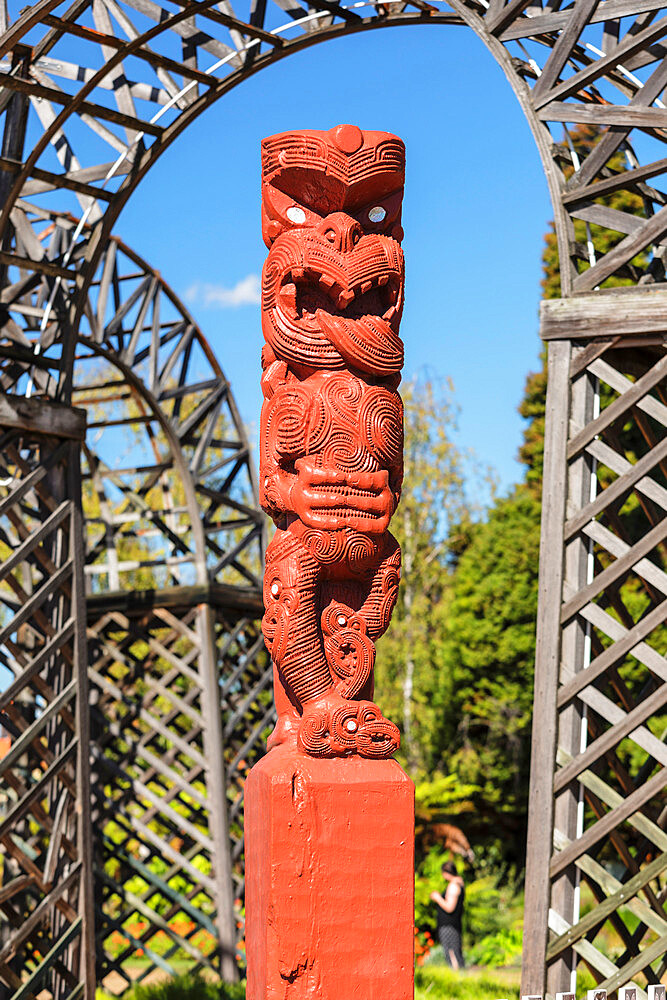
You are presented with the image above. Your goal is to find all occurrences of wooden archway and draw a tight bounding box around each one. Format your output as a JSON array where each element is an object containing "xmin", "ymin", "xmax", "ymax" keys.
[{"xmin": 0, "ymin": 0, "xmax": 666, "ymax": 994}]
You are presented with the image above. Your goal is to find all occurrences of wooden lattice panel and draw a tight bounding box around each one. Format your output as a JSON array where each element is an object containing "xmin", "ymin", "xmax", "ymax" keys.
[
  {"xmin": 85, "ymin": 599, "xmax": 270, "ymax": 988},
  {"xmin": 525, "ymin": 311, "xmax": 667, "ymax": 995},
  {"xmin": 0, "ymin": 410, "xmax": 94, "ymax": 999},
  {"xmin": 88, "ymin": 601, "xmax": 237, "ymax": 990},
  {"xmin": 216, "ymin": 612, "xmax": 272, "ymax": 904}
]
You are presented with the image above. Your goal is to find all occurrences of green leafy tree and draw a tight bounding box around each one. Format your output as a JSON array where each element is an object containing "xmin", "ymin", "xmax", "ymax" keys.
[
  {"xmin": 440, "ymin": 491, "xmax": 541, "ymax": 849},
  {"xmin": 437, "ymin": 122, "xmax": 654, "ymax": 858},
  {"xmin": 375, "ymin": 376, "xmax": 481, "ymax": 778}
]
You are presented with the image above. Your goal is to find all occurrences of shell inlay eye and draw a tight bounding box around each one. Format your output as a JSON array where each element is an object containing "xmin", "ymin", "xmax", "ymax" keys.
[
  {"xmin": 368, "ymin": 206, "xmax": 386, "ymax": 223},
  {"xmin": 286, "ymin": 205, "xmax": 306, "ymax": 224}
]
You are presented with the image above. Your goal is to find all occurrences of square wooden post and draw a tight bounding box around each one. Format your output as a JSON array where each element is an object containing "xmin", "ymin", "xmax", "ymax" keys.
[{"xmin": 246, "ymin": 749, "xmax": 414, "ymax": 1000}]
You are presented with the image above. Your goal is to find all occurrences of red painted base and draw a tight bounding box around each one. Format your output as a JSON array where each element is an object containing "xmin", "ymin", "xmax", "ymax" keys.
[{"xmin": 245, "ymin": 746, "xmax": 415, "ymax": 1000}]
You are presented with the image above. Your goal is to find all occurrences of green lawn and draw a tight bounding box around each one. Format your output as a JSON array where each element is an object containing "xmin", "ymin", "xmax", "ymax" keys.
[
  {"xmin": 97, "ymin": 966, "xmax": 523, "ymax": 1000},
  {"xmin": 416, "ymin": 965, "xmax": 522, "ymax": 1000}
]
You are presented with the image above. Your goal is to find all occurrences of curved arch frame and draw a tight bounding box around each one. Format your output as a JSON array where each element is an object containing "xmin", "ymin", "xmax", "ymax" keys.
[{"xmin": 1, "ymin": 0, "xmax": 667, "ymax": 395}]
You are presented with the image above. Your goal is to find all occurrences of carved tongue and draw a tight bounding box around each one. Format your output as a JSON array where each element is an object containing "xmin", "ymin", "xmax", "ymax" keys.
[{"xmin": 316, "ymin": 310, "xmax": 404, "ymax": 376}]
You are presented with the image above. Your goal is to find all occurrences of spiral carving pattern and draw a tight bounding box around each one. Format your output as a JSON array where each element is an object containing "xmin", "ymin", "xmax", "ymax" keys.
[{"xmin": 259, "ymin": 125, "xmax": 405, "ymax": 759}]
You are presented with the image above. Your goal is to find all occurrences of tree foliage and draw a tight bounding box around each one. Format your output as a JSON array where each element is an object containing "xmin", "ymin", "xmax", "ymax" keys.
[
  {"xmin": 375, "ymin": 376, "xmax": 477, "ymax": 777},
  {"xmin": 440, "ymin": 491, "xmax": 540, "ymax": 845},
  {"xmin": 376, "ymin": 372, "xmax": 539, "ymax": 859},
  {"xmin": 395, "ymin": 123, "xmax": 660, "ymax": 873}
]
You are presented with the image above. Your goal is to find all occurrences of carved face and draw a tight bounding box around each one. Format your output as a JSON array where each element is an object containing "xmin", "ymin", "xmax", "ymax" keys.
[{"xmin": 260, "ymin": 125, "xmax": 406, "ymax": 378}]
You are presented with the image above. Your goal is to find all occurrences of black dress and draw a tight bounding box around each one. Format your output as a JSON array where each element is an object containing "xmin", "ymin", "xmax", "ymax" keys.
[{"xmin": 436, "ymin": 883, "xmax": 465, "ymax": 968}]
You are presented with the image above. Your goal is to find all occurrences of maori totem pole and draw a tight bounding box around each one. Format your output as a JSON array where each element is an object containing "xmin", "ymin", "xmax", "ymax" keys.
[{"xmin": 246, "ymin": 124, "xmax": 414, "ymax": 1000}]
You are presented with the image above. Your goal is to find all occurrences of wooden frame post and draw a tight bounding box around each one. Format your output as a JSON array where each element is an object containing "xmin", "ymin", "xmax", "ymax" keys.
[
  {"xmin": 522, "ymin": 339, "xmax": 571, "ymax": 996},
  {"xmin": 524, "ymin": 293, "xmax": 667, "ymax": 995}
]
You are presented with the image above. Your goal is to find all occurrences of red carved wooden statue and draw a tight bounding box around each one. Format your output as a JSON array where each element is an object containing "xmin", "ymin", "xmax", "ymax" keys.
[{"xmin": 246, "ymin": 125, "xmax": 414, "ymax": 1000}]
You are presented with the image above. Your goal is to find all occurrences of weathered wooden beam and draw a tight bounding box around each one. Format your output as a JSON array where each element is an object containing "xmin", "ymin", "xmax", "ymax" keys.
[
  {"xmin": 541, "ymin": 290, "xmax": 667, "ymax": 341},
  {"xmin": 40, "ymin": 13, "xmax": 223, "ymax": 82},
  {"xmin": 0, "ymin": 248, "xmax": 76, "ymax": 281},
  {"xmin": 86, "ymin": 581, "xmax": 263, "ymax": 617},
  {"xmin": 0, "ymin": 392, "xmax": 86, "ymax": 439},
  {"xmin": 522, "ymin": 340, "xmax": 571, "ymax": 997},
  {"xmin": 0, "ymin": 73, "xmax": 164, "ymax": 137},
  {"xmin": 0, "ymin": 157, "xmax": 115, "ymax": 202},
  {"xmin": 562, "ymin": 158, "xmax": 667, "ymax": 208}
]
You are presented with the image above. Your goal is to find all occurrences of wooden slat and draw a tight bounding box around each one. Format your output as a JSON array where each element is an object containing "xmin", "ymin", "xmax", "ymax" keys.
[
  {"xmin": 500, "ymin": 0, "xmax": 667, "ymax": 39},
  {"xmin": 169, "ymin": 0, "xmax": 287, "ymax": 40},
  {"xmin": 521, "ymin": 340, "xmax": 571, "ymax": 997},
  {"xmin": 562, "ymin": 158, "xmax": 667, "ymax": 208},
  {"xmin": 0, "ymin": 874, "xmax": 33, "ymax": 905},
  {"xmin": 547, "ymin": 907, "xmax": 620, "ymax": 980},
  {"xmin": 554, "ymin": 682, "xmax": 667, "ymax": 790},
  {"xmin": 0, "ymin": 677, "xmax": 77, "ymax": 779},
  {"xmin": 538, "ymin": 102, "xmax": 667, "ymax": 129},
  {"xmin": 541, "ymin": 290, "xmax": 667, "ymax": 341},
  {"xmin": 566, "ymin": 353, "xmax": 667, "ymax": 458},
  {"xmin": 569, "ymin": 58, "xmax": 667, "ymax": 191},
  {"xmin": 0, "ymin": 502, "xmax": 70, "ymax": 587},
  {"xmin": 531, "ymin": 0, "xmax": 601, "ymax": 103},
  {"xmin": 88, "ymin": 666, "xmax": 207, "ymax": 770},
  {"xmin": 577, "ymin": 852, "xmax": 667, "ymax": 938},
  {"xmin": 485, "ymin": 0, "xmax": 535, "ymax": 35},
  {"xmin": 38, "ymin": 14, "xmax": 209, "ymax": 81},
  {"xmin": 0, "ymin": 862, "xmax": 81, "ymax": 964},
  {"xmin": 0, "ymin": 738, "xmax": 78, "ymax": 840},
  {"xmin": 571, "ymin": 203, "xmax": 667, "ymax": 245},
  {"xmin": 0, "ymin": 394, "xmax": 85, "ymax": 439},
  {"xmin": 533, "ymin": 14, "xmax": 667, "ymax": 110},
  {"xmin": 577, "ymin": 683, "xmax": 667, "ymax": 768},
  {"xmin": 600, "ymin": 931, "xmax": 667, "ymax": 994},
  {"xmin": 564, "ymin": 434, "xmax": 667, "ymax": 540},
  {"xmin": 561, "ymin": 585, "xmax": 667, "ymax": 672},
  {"xmin": 11, "ymin": 916, "xmax": 82, "ymax": 1000},
  {"xmin": 0, "ymin": 249, "xmax": 76, "ymax": 281},
  {"xmin": 586, "ymin": 438, "xmax": 667, "ymax": 513},
  {"xmin": 550, "ymin": 764, "xmax": 667, "ymax": 876},
  {"xmin": 574, "ymin": 205, "xmax": 667, "ymax": 292},
  {"xmin": 589, "ymin": 357, "xmax": 667, "ymax": 427},
  {"xmin": 547, "ymin": 849, "xmax": 667, "ymax": 959},
  {"xmin": 0, "ymin": 73, "xmax": 164, "ymax": 137},
  {"xmin": 0, "ymin": 558, "xmax": 73, "ymax": 648}
]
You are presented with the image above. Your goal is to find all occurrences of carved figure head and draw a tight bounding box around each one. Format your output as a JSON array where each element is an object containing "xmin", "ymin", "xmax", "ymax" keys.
[{"xmin": 260, "ymin": 124, "xmax": 406, "ymax": 378}]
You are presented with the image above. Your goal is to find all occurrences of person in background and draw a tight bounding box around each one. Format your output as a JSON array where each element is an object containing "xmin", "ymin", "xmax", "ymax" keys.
[{"xmin": 430, "ymin": 861, "xmax": 465, "ymax": 969}]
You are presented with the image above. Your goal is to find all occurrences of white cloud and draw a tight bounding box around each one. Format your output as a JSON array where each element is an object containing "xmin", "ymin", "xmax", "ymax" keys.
[{"xmin": 185, "ymin": 274, "xmax": 261, "ymax": 308}]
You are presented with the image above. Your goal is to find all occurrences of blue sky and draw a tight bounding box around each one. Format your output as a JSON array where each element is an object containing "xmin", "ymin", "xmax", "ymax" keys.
[{"xmin": 117, "ymin": 23, "xmax": 553, "ymax": 497}]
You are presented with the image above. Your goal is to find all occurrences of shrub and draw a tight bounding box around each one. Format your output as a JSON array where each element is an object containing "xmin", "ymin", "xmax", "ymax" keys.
[{"xmin": 466, "ymin": 926, "xmax": 523, "ymax": 967}]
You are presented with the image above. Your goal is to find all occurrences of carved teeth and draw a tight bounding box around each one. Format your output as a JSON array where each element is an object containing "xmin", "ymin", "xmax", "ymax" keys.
[
  {"xmin": 337, "ymin": 289, "xmax": 355, "ymax": 309},
  {"xmin": 279, "ymin": 282, "xmax": 297, "ymax": 310},
  {"xmin": 292, "ymin": 267, "xmax": 306, "ymax": 280},
  {"xmin": 360, "ymin": 280, "xmax": 373, "ymax": 294},
  {"xmin": 378, "ymin": 275, "xmax": 389, "ymax": 286},
  {"xmin": 319, "ymin": 275, "xmax": 336, "ymax": 290}
]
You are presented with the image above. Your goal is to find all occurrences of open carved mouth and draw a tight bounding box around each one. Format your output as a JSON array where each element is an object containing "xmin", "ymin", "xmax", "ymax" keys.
[
  {"xmin": 310, "ymin": 483, "xmax": 388, "ymax": 521},
  {"xmin": 276, "ymin": 269, "xmax": 401, "ymax": 328}
]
